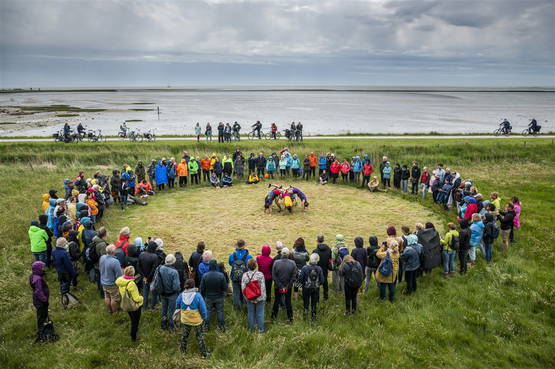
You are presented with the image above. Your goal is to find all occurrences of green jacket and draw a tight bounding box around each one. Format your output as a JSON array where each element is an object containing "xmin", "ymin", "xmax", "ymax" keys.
[
  {"xmin": 29, "ymin": 225, "xmax": 48, "ymax": 253},
  {"xmin": 441, "ymin": 230, "xmax": 459, "ymax": 251},
  {"xmin": 188, "ymin": 160, "xmax": 199, "ymax": 174}
]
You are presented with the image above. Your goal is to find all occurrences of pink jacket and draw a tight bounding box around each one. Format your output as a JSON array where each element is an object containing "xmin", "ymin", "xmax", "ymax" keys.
[
  {"xmin": 256, "ymin": 245, "xmax": 274, "ymax": 280},
  {"xmin": 513, "ymin": 202, "xmax": 521, "ymax": 228}
]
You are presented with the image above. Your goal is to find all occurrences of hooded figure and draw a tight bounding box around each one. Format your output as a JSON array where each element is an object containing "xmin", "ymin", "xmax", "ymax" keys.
[
  {"xmin": 46, "ymin": 198, "xmax": 57, "ymax": 230},
  {"xmin": 135, "ymin": 161, "xmax": 146, "ymax": 182},
  {"xmin": 41, "ymin": 194, "xmax": 50, "ymax": 212},
  {"xmin": 351, "ymin": 237, "xmax": 368, "ymax": 271},
  {"xmin": 155, "ymin": 160, "xmax": 169, "ymax": 185}
]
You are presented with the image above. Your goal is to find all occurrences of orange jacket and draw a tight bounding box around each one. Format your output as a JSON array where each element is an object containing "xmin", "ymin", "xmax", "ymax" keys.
[
  {"xmin": 136, "ymin": 181, "xmax": 153, "ymax": 194},
  {"xmin": 200, "ymin": 159, "xmax": 211, "ymax": 170},
  {"xmin": 177, "ymin": 159, "xmax": 188, "ymax": 176},
  {"xmin": 87, "ymin": 198, "xmax": 99, "ymax": 216},
  {"xmin": 309, "ymin": 155, "xmax": 317, "ymax": 167},
  {"xmin": 209, "ymin": 157, "xmax": 216, "ymax": 170}
]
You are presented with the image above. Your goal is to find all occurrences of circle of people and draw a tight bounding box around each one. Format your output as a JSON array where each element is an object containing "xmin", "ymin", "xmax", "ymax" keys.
[{"xmin": 28, "ymin": 149, "xmax": 522, "ymax": 358}]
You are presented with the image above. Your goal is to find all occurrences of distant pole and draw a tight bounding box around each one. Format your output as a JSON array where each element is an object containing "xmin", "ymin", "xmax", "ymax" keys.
[{"xmin": 157, "ymin": 106, "xmax": 160, "ymax": 120}]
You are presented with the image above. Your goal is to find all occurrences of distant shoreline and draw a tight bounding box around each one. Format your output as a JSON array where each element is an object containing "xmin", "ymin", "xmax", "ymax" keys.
[{"xmin": 2, "ymin": 88, "xmax": 555, "ymax": 94}]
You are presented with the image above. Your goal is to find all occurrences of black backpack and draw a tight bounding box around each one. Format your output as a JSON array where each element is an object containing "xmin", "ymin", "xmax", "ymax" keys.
[
  {"xmin": 304, "ymin": 266, "xmax": 320, "ymax": 290},
  {"xmin": 450, "ymin": 235, "xmax": 460, "ymax": 251},
  {"xmin": 230, "ymin": 252, "xmax": 249, "ymax": 283},
  {"xmin": 490, "ymin": 223, "xmax": 500, "ymax": 240},
  {"xmin": 68, "ymin": 241, "xmax": 82, "ymax": 261},
  {"xmin": 345, "ymin": 263, "xmax": 364, "ymax": 288}
]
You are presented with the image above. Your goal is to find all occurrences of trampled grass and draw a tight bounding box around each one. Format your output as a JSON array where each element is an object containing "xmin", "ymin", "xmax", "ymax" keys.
[{"xmin": 0, "ymin": 138, "xmax": 554, "ymax": 369}]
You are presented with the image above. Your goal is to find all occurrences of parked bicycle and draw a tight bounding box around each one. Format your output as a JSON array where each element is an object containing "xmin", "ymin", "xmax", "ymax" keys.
[
  {"xmin": 87, "ymin": 129, "xmax": 107, "ymax": 142},
  {"xmin": 142, "ymin": 129, "xmax": 156, "ymax": 142}
]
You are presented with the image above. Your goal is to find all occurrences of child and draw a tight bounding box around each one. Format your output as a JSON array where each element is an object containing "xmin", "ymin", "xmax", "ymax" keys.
[
  {"xmin": 176, "ymin": 279, "xmax": 210, "ymax": 358},
  {"xmin": 246, "ymin": 173, "xmax": 260, "ymax": 184},
  {"xmin": 222, "ymin": 174, "xmax": 233, "ymax": 187},
  {"xmin": 209, "ymin": 173, "xmax": 221, "ymax": 188},
  {"xmin": 30, "ymin": 261, "xmax": 58, "ymax": 343}
]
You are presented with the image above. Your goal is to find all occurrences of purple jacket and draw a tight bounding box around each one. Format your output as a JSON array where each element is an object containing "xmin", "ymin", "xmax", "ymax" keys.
[{"xmin": 29, "ymin": 261, "xmax": 49, "ymax": 307}]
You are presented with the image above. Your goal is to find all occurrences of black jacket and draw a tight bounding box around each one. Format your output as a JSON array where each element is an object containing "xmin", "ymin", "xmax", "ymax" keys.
[
  {"xmin": 174, "ymin": 253, "xmax": 189, "ymax": 290},
  {"xmin": 248, "ymin": 157, "xmax": 256, "ymax": 170},
  {"xmin": 411, "ymin": 166, "xmax": 421, "ymax": 181},
  {"xmin": 458, "ymin": 228, "xmax": 471, "ymax": 251},
  {"xmin": 366, "ymin": 245, "xmax": 380, "ymax": 269},
  {"xmin": 200, "ymin": 260, "xmax": 227, "ymax": 299},
  {"xmin": 272, "ymin": 258, "xmax": 297, "ymax": 289},
  {"xmin": 401, "ymin": 168, "xmax": 410, "ymax": 180},
  {"xmin": 312, "ymin": 243, "xmax": 332, "ymax": 272},
  {"xmin": 138, "ymin": 242, "xmax": 160, "ymax": 283},
  {"xmin": 255, "ymin": 156, "xmax": 267, "ymax": 169},
  {"xmin": 351, "ymin": 239, "xmax": 368, "ymax": 270},
  {"xmin": 498, "ymin": 210, "xmax": 515, "ymax": 230}
]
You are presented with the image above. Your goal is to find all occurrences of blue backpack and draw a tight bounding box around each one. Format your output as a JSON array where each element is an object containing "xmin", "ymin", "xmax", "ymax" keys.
[{"xmin": 378, "ymin": 252, "xmax": 393, "ymax": 277}]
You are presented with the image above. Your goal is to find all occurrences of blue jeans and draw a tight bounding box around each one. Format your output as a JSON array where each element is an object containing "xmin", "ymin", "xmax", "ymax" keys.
[
  {"xmin": 246, "ymin": 300, "xmax": 265, "ymax": 332},
  {"xmin": 205, "ymin": 296, "xmax": 225, "ymax": 329},
  {"xmin": 421, "ymin": 183, "xmax": 428, "ymax": 199},
  {"xmin": 401, "ymin": 179, "xmax": 408, "ymax": 193},
  {"xmin": 378, "ymin": 282, "xmax": 396, "ymax": 302},
  {"xmin": 33, "ymin": 251, "xmax": 48, "ymax": 263},
  {"xmin": 161, "ymin": 294, "xmax": 177, "ymax": 329},
  {"xmin": 142, "ymin": 282, "xmax": 158, "ymax": 310},
  {"xmin": 442, "ymin": 250, "xmax": 456, "ymax": 273},
  {"xmin": 484, "ymin": 242, "xmax": 493, "ymax": 262}
]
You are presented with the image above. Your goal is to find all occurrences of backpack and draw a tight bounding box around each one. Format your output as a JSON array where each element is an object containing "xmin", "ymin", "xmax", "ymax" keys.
[
  {"xmin": 333, "ymin": 246, "xmax": 348, "ymax": 269},
  {"xmin": 378, "ymin": 252, "xmax": 393, "ymax": 277},
  {"xmin": 450, "ymin": 235, "xmax": 460, "ymax": 251},
  {"xmin": 242, "ymin": 272, "xmax": 261, "ymax": 301},
  {"xmin": 230, "ymin": 252, "xmax": 249, "ymax": 283},
  {"xmin": 345, "ymin": 263, "xmax": 363, "ymax": 288},
  {"xmin": 490, "ymin": 223, "xmax": 500, "ymax": 240},
  {"xmin": 304, "ymin": 266, "xmax": 320, "ymax": 290},
  {"xmin": 150, "ymin": 265, "xmax": 165, "ymax": 295},
  {"xmin": 121, "ymin": 284, "xmax": 140, "ymax": 312},
  {"xmin": 68, "ymin": 241, "xmax": 82, "ymax": 261}
]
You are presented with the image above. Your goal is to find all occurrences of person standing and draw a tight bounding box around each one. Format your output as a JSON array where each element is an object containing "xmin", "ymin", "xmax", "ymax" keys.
[
  {"xmin": 400, "ymin": 236, "xmax": 421, "ymax": 294},
  {"xmin": 458, "ymin": 219, "xmax": 471, "ymax": 274},
  {"xmin": 29, "ymin": 261, "xmax": 55, "ymax": 343},
  {"xmin": 420, "ymin": 167, "xmax": 430, "ymax": 199},
  {"xmin": 498, "ymin": 203, "xmax": 516, "ymax": 251},
  {"xmin": 298, "ymin": 253, "xmax": 324, "ymax": 320},
  {"xmin": 205, "ymin": 123, "xmax": 212, "ymax": 141},
  {"xmin": 339, "ymin": 255, "xmax": 363, "ymax": 315},
  {"xmin": 116, "ymin": 266, "xmax": 143, "ymax": 341},
  {"xmin": 99, "ymin": 245, "xmax": 123, "ymax": 314},
  {"xmin": 194, "ymin": 123, "xmax": 202, "ymax": 142},
  {"xmin": 271, "ymin": 248, "xmax": 297, "ymax": 322},
  {"xmin": 29, "ymin": 220, "xmax": 49, "ymax": 263},
  {"xmin": 440, "ymin": 223, "xmax": 459, "ymax": 278},
  {"xmin": 159, "ymin": 254, "xmax": 181, "ymax": 330},
  {"xmin": 331, "ymin": 234, "xmax": 348, "ymax": 293},
  {"xmin": 241, "ymin": 259, "xmax": 267, "ymax": 332},
  {"xmin": 177, "ymin": 159, "xmax": 189, "ymax": 187},
  {"xmin": 256, "ymin": 245, "xmax": 274, "ymax": 304},
  {"xmin": 411, "ymin": 161, "xmax": 421, "ymax": 195},
  {"xmin": 217, "ymin": 122, "xmax": 225, "ymax": 143},
  {"xmin": 199, "ymin": 260, "xmax": 227, "ymax": 332},
  {"xmin": 375, "ymin": 240, "xmax": 400, "ymax": 302},
  {"xmin": 469, "ymin": 213, "xmax": 484, "ymax": 266},
  {"xmin": 482, "ymin": 213, "xmax": 498, "ymax": 263},
  {"xmin": 189, "ymin": 241, "xmax": 205, "ymax": 287},
  {"xmin": 177, "ymin": 279, "xmax": 210, "ymax": 358},
  {"xmin": 351, "ymin": 237, "xmax": 368, "ymax": 274},
  {"xmin": 312, "ymin": 235, "xmax": 331, "ymax": 300},
  {"xmin": 51, "ymin": 237, "xmax": 76, "ymax": 302},
  {"xmin": 365, "ymin": 236, "xmax": 380, "ymax": 292},
  {"xmin": 138, "ymin": 241, "xmax": 160, "ymax": 310},
  {"xmin": 228, "ymin": 240, "xmax": 252, "ymax": 311}
]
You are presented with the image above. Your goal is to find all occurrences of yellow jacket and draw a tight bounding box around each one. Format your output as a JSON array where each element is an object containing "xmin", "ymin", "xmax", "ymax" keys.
[
  {"xmin": 41, "ymin": 194, "xmax": 50, "ymax": 212},
  {"xmin": 375, "ymin": 247, "xmax": 400, "ymax": 283},
  {"xmin": 441, "ymin": 230, "xmax": 459, "ymax": 251},
  {"xmin": 116, "ymin": 276, "xmax": 144, "ymax": 307}
]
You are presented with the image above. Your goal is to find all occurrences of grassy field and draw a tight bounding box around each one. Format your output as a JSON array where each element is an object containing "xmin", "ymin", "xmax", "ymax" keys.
[{"xmin": 0, "ymin": 138, "xmax": 554, "ymax": 369}]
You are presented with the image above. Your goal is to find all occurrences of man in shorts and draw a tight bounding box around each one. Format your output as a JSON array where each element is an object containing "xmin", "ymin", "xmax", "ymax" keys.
[{"xmin": 99, "ymin": 244, "xmax": 123, "ymax": 314}]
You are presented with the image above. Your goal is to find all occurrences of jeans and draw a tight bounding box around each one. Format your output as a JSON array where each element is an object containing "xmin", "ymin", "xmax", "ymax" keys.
[
  {"xmin": 142, "ymin": 282, "xmax": 158, "ymax": 310},
  {"xmin": 421, "ymin": 183, "xmax": 428, "ymax": 199},
  {"xmin": 411, "ymin": 181, "xmax": 418, "ymax": 194},
  {"xmin": 405, "ymin": 270, "xmax": 417, "ymax": 294},
  {"xmin": 57, "ymin": 272, "xmax": 71, "ymax": 295},
  {"xmin": 202, "ymin": 170, "xmax": 210, "ymax": 182},
  {"xmin": 232, "ymin": 281, "xmax": 243, "ymax": 310},
  {"xmin": 160, "ymin": 294, "xmax": 177, "ymax": 329},
  {"xmin": 322, "ymin": 269, "xmax": 329, "ymax": 299},
  {"xmin": 344, "ymin": 285, "xmax": 359, "ymax": 313},
  {"xmin": 401, "ymin": 179, "xmax": 408, "ymax": 193},
  {"xmin": 246, "ymin": 300, "xmax": 265, "ymax": 332},
  {"xmin": 442, "ymin": 250, "xmax": 456, "ymax": 273},
  {"xmin": 33, "ymin": 251, "xmax": 48, "ymax": 263},
  {"xmin": 128, "ymin": 308, "xmax": 141, "ymax": 341},
  {"xmin": 205, "ymin": 296, "xmax": 225, "ymax": 329},
  {"xmin": 468, "ymin": 246, "xmax": 477, "ymax": 262},
  {"xmin": 484, "ymin": 242, "xmax": 493, "ymax": 263},
  {"xmin": 364, "ymin": 267, "xmax": 376, "ymax": 293},
  {"xmin": 378, "ymin": 282, "xmax": 396, "ymax": 302},
  {"xmin": 181, "ymin": 324, "xmax": 208, "ymax": 356},
  {"xmin": 271, "ymin": 287, "xmax": 293, "ymax": 321},
  {"xmin": 302, "ymin": 288, "xmax": 319, "ymax": 317},
  {"xmin": 265, "ymin": 279, "xmax": 272, "ymax": 303},
  {"xmin": 94, "ymin": 267, "xmax": 104, "ymax": 298}
]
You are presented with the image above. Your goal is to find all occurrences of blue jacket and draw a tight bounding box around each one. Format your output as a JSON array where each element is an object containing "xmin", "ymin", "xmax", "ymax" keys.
[
  {"xmin": 318, "ymin": 157, "xmax": 327, "ymax": 170},
  {"xmin": 352, "ymin": 160, "xmax": 362, "ymax": 172},
  {"xmin": 46, "ymin": 199, "xmax": 56, "ymax": 230},
  {"xmin": 228, "ymin": 248, "xmax": 252, "ymax": 267},
  {"xmin": 99, "ymin": 254, "xmax": 123, "ymax": 286},
  {"xmin": 291, "ymin": 158, "xmax": 300, "ymax": 169},
  {"xmin": 159, "ymin": 265, "xmax": 181, "ymax": 295},
  {"xmin": 266, "ymin": 160, "xmax": 276, "ymax": 172},
  {"xmin": 197, "ymin": 261, "xmax": 211, "ymax": 280},
  {"xmin": 382, "ymin": 166, "xmax": 392, "ymax": 179},
  {"xmin": 470, "ymin": 221, "xmax": 485, "ymax": 247},
  {"xmin": 52, "ymin": 247, "xmax": 76, "ymax": 275},
  {"xmin": 167, "ymin": 163, "xmax": 176, "ymax": 179},
  {"xmin": 155, "ymin": 161, "xmax": 168, "ymax": 185},
  {"xmin": 400, "ymin": 245, "xmax": 421, "ymax": 271},
  {"xmin": 176, "ymin": 290, "xmax": 207, "ymax": 320}
]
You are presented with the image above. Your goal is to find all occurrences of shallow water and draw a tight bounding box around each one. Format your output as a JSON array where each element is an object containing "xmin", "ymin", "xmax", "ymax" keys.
[{"xmin": 1, "ymin": 89, "xmax": 554, "ymax": 136}]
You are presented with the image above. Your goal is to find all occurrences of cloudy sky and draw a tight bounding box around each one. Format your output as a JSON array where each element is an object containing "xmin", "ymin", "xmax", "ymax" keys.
[{"xmin": 1, "ymin": 0, "xmax": 554, "ymax": 88}]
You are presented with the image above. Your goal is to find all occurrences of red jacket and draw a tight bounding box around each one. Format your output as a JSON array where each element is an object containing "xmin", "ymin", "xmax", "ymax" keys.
[
  {"xmin": 256, "ymin": 245, "xmax": 274, "ymax": 280},
  {"xmin": 309, "ymin": 155, "xmax": 317, "ymax": 167},
  {"xmin": 115, "ymin": 235, "xmax": 130, "ymax": 256},
  {"xmin": 362, "ymin": 163, "xmax": 373, "ymax": 176},
  {"xmin": 340, "ymin": 162, "xmax": 351, "ymax": 174},
  {"xmin": 421, "ymin": 172, "xmax": 430, "ymax": 184},
  {"xmin": 330, "ymin": 162, "xmax": 341, "ymax": 174},
  {"xmin": 464, "ymin": 203, "xmax": 478, "ymax": 221}
]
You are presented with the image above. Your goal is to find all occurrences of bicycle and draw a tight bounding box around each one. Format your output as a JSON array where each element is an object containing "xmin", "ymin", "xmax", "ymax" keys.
[
  {"xmin": 87, "ymin": 129, "xmax": 106, "ymax": 142},
  {"xmin": 129, "ymin": 130, "xmax": 143, "ymax": 142},
  {"xmin": 265, "ymin": 130, "xmax": 282, "ymax": 140},
  {"xmin": 248, "ymin": 129, "xmax": 266, "ymax": 140},
  {"xmin": 493, "ymin": 127, "xmax": 511, "ymax": 136},
  {"xmin": 143, "ymin": 129, "xmax": 156, "ymax": 142}
]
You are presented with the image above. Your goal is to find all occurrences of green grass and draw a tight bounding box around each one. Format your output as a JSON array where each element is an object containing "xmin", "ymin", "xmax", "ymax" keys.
[{"xmin": 0, "ymin": 138, "xmax": 554, "ymax": 369}]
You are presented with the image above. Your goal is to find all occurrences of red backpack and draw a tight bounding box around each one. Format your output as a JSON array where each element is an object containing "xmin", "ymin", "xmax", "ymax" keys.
[{"xmin": 242, "ymin": 272, "xmax": 261, "ymax": 301}]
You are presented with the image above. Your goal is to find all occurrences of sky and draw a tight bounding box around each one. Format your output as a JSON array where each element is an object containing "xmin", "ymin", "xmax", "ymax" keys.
[{"xmin": 1, "ymin": 0, "xmax": 554, "ymax": 88}]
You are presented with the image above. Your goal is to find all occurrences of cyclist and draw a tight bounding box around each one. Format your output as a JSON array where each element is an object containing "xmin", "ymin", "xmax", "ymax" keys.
[
  {"xmin": 119, "ymin": 122, "xmax": 128, "ymax": 138},
  {"xmin": 528, "ymin": 118, "xmax": 541, "ymax": 134},
  {"xmin": 63, "ymin": 122, "xmax": 71, "ymax": 142},
  {"xmin": 252, "ymin": 120, "xmax": 262, "ymax": 139},
  {"xmin": 500, "ymin": 119, "xmax": 512, "ymax": 134},
  {"xmin": 232, "ymin": 121, "xmax": 241, "ymax": 140},
  {"xmin": 271, "ymin": 123, "xmax": 278, "ymax": 139},
  {"xmin": 77, "ymin": 122, "xmax": 86, "ymax": 138}
]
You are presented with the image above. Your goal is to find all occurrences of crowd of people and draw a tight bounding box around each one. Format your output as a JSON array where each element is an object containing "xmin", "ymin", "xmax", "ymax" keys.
[
  {"xmin": 192, "ymin": 121, "xmax": 304, "ymax": 142},
  {"xmin": 28, "ymin": 146, "xmax": 522, "ymax": 359}
]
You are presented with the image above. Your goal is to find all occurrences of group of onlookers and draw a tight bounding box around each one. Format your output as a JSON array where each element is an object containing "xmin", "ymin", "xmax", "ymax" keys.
[{"xmin": 28, "ymin": 148, "xmax": 522, "ymax": 358}]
